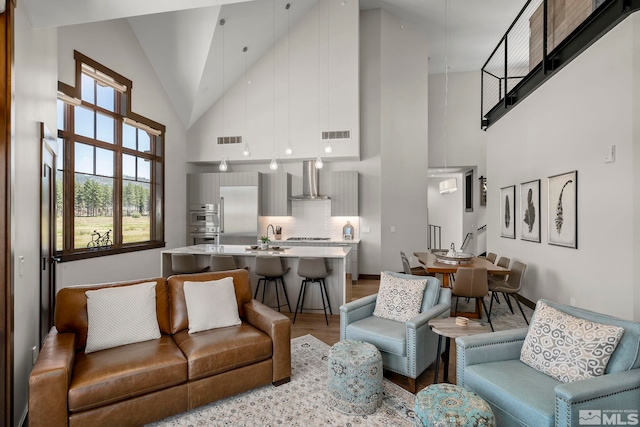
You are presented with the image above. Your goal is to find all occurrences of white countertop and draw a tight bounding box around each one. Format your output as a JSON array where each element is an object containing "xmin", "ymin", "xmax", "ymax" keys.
[
  {"xmin": 275, "ymin": 238, "xmax": 360, "ymax": 244},
  {"xmin": 162, "ymin": 244, "xmax": 351, "ymax": 258}
]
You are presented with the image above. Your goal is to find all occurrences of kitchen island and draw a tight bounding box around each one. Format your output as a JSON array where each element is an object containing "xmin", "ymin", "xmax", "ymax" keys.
[{"xmin": 161, "ymin": 244, "xmax": 352, "ymax": 313}]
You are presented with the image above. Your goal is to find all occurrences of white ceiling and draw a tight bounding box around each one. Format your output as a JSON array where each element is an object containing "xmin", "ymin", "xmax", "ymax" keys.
[{"xmin": 22, "ymin": 0, "xmax": 526, "ymax": 129}]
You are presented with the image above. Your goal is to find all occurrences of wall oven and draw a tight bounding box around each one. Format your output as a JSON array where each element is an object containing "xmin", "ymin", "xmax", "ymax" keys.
[{"xmin": 189, "ymin": 204, "xmax": 220, "ymax": 229}]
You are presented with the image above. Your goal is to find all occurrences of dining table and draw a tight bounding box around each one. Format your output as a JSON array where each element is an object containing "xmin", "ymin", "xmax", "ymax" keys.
[{"xmin": 413, "ymin": 251, "xmax": 511, "ymax": 319}]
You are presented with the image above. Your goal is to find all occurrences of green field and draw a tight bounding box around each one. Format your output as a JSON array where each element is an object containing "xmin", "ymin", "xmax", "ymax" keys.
[{"xmin": 56, "ymin": 216, "xmax": 150, "ymax": 250}]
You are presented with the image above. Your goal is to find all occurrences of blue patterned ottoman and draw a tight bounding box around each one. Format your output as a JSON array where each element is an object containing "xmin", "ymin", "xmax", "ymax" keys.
[
  {"xmin": 414, "ymin": 384, "xmax": 495, "ymax": 427},
  {"xmin": 327, "ymin": 340, "xmax": 383, "ymax": 415}
]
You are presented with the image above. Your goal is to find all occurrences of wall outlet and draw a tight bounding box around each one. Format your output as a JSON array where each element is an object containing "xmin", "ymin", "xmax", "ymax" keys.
[
  {"xmin": 569, "ymin": 297, "xmax": 576, "ymax": 307},
  {"xmin": 32, "ymin": 346, "xmax": 38, "ymax": 365},
  {"xmin": 390, "ymin": 226, "xmax": 396, "ymax": 233}
]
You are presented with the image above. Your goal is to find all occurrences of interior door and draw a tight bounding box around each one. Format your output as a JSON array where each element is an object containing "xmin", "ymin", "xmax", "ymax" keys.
[{"xmin": 40, "ymin": 124, "xmax": 57, "ymax": 345}]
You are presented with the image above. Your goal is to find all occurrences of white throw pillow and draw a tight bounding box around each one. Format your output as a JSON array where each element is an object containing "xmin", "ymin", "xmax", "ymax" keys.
[
  {"xmin": 85, "ymin": 281, "xmax": 161, "ymax": 354},
  {"xmin": 372, "ymin": 272, "xmax": 427, "ymax": 323},
  {"xmin": 520, "ymin": 300, "xmax": 624, "ymax": 383},
  {"xmin": 183, "ymin": 277, "xmax": 241, "ymax": 334}
]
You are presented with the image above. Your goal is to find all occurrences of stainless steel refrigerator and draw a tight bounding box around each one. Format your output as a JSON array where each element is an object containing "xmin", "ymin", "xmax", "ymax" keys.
[{"xmin": 219, "ymin": 186, "xmax": 258, "ymax": 245}]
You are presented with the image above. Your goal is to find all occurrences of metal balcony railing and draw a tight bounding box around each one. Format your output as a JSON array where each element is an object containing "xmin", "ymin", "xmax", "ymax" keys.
[{"xmin": 481, "ymin": 0, "xmax": 638, "ymax": 129}]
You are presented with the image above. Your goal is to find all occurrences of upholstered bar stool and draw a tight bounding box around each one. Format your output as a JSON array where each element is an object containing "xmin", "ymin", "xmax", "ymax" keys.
[
  {"xmin": 171, "ymin": 253, "xmax": 210, "ymax": 274},
  {"xmin": 254, "ymin": 256, "xmax": 291, "ymax": 312},
  {"xmin": 210, "ymin": 255, "xmax": 238, "ymax": 272},
  {"xmin": 293, "ymin": 257, "xmax": 332, "ymax": 325}
]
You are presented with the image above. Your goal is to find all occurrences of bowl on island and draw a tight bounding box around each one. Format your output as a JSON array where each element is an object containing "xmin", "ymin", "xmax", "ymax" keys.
[
  {"xmin": 250, "ymin": 245, "xmax": 258, "ymax": 249},
  {"xmin": 271, "ymin": 246, "xmax": 280, "ymax": 250}
]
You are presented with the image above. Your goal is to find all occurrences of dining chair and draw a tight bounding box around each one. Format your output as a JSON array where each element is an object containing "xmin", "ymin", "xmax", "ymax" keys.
[
  {"xmin": 451, "ymin": 267, "xmax": 493, "ymax": 331},
  {"xmin": 485, "ymin": 252, "xmax": 497, "ymax": 263},
  {"xmin": 488, "ymin": 256, "xmax": 511, "ymax": 308},
  {"xmin": 171, "ymin": 253, "xmax": 210, "ymax": 274},
  {"xmin": 400, "ymin": 250, "xmax": 430, "ymax": 276},
  {"xmin": 488, "ymin": 261, "xmax": 529, "ymax": 324}
]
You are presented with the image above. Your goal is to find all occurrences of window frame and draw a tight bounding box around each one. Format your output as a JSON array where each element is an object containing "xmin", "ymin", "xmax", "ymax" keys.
[{"xmin": 56, "ymin": 51, "xmax": 165, "ymax": 262}]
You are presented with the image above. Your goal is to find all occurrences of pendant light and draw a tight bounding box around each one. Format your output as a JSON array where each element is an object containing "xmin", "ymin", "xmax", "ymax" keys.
[
  {"xmin": 324, "ymin": 0, "xmax": 332, "ymax": 155},
  {"xmin": 315, "ymin": 1, "xmax": 323, "ymax": 169},
  {"xmin": 439, "ymin": 0, "xmax": 457, "ymax": 194},
  {"xmin": 270, "ymin": 0, "xmax": 279, "ymax": 171},
  {"xmin": 285, "ymin": 3, "xmax": 293, "ymax": 156},
  {"xmin": 219, "ymin": 18, "xmax": 228, "ymax": 172},
  {"xmin": 242, "ymin": 46, "xmax": 251, "ymax": 157}
]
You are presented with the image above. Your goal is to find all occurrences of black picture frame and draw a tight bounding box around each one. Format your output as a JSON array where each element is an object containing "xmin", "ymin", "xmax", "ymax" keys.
[
  {"xmin": 465, "ymin": 170, "xmax": 473, "ymax": 212},
  {"xmin": 520, "ymin": 179, "xmax": 541, "ymax": 243},
  {"xmin": 548, "ymin": 171, "xmax": 578, "ymax": 248},
  {"xmin": 500, "ymin": 185, "xmax": 516, "ymax": 239}
]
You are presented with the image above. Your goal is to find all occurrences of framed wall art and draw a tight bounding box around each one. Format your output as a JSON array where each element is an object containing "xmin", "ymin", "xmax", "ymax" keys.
[
  {"xmin": 500, "ymin": 185, "xmax": 516, "ymax": 239},
  {"xmin": 520, "ymin": 179, "xmax": 541, "ymax": 243},
  {"xmin": 547, "ymin": 170, "xmax": 577, "ymax": 248}
]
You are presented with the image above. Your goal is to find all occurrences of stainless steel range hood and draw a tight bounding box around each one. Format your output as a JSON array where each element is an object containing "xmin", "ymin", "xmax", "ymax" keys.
[{"xmin": 289, "ymin": 160, "xmax": 330, "ymax": 200}]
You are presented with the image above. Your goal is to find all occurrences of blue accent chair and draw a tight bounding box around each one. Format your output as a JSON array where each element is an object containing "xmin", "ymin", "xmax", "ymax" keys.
[
  {"xmin": 340, "ymin": 272, "xmax": 451, "ymax": 393},
  {"xmin": 456, "ymin": 299, "xmax": 640, "ymax": 427}
]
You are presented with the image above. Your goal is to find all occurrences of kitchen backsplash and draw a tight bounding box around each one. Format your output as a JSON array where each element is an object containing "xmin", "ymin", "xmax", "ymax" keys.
[{"xmin": 258, "ymin": 200, "xmax": 359, "ymax": 240}]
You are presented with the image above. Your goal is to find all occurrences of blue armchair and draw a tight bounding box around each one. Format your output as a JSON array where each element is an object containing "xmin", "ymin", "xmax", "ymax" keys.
[
  {"xmin": 457, "ymin": 299, "xmax": 640, "ymax": 426},
  {"xmin": 340, "ymin": 273, "xmax": 451, "ymax": 393}
]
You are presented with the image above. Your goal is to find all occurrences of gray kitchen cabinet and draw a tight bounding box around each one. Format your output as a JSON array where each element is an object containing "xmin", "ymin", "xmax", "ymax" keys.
[
  {"xmin": 330, "ymin": 171, "xmax": 359, "ymax": 216},
  {"xmin": 260, "ymin": 172, "xmax": 291, "ymax": 216},
  {"xmin": 187, "ymin": 173, "xmax": 219, "ymax": 205},
  {"xmin": 188, "ymin": 172, "xmax": 259, "ymax": 205}
]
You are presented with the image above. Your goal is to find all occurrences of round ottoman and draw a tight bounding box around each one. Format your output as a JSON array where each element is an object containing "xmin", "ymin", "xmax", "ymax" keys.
[
  {"xmin": 327, "ymin": 340, "xmax": 383, "ymax": 415},
  {"xmin": 414, "ymin": 384, "xmax": 495, "ymax": 427}
]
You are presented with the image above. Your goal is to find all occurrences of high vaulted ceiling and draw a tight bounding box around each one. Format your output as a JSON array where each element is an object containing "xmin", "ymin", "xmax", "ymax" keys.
[{"xmin": 22, "ymin": 0, "xmax": 526, "ymax": 129}]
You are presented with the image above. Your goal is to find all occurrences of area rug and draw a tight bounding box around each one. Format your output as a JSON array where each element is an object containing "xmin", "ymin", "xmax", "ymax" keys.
[{"xmin": 148, "ymin": 334, "xmax": 416, "ymax": 426}]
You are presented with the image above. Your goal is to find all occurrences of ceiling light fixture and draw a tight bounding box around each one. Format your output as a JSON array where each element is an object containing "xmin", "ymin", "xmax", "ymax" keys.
[
  {"xmin": 270, "ymin": 0, "xmax": 279, "ymax": 171},
  {"xmin": 242, "ymin": 46, "xmax": 251, "ymax": 157},
  {"xmin": 439, "ymin": 0, "xmax": 456, "ymax": 194},
  {"xmin": 219, "ymin": 18, "xmax": 228, "ymax": 172},
  {"xmin": 324, "ymin": 1, "xmax": 332, "ymax": 155},
  {"xmin": 285, "ymin": 3, "xmax": 293, "ymax": 156}
]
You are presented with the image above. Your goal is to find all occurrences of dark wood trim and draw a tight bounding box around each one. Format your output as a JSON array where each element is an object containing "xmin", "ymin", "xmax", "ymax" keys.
[
  {"xmin": 56, "ymin": 241, "xmax": 166, "ymax": 263},
  {"xmin": 1, "ymin": 3, "xmax": 14, "ymax": 425},
  {"xmin": 357, "ymin": 274, "xmax": 380, "ymax": 281}
]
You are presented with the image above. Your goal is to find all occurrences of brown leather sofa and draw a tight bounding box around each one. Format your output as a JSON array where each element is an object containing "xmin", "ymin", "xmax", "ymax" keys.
[{"xmin": 28, "ymin": 269, "xmax": 291, "ymax": 427}]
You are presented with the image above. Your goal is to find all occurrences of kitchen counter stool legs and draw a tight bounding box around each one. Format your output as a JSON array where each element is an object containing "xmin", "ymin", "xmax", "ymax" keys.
[
  {"xmin": 254, "ymin": 256, "xmax": 291, "ymax": 312},
  {"xmin": 293, "ymin": 257, "xmax": 332, "ymax": 325}
]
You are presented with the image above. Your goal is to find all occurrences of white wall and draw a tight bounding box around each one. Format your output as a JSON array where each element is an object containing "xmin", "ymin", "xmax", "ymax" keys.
[
  {"xmin": 13, "ymin": 4, "xmax": 58, "ymax": 424},
  {"xmin": 188, "ymin": 0, "xmax": 360, "ymax": 164},
  {"xmin": 427, "ymin": 174, "xmax": 462, "ymax": 250},
  {"xmin": 56, "ymin": 19, "xmax": 188, "ymax": 287},
  {"xmin": 633, "ymin": 12, "xmax": 640, "ymax": 322},
  {"xmin": 379, "ymin": 10, "xmax": 429, "ymax": 272},
  {"xmin": 428, "ymin": 71, "xmax": 488, "ymax": 255},
  {"xmin": 487, "ymin": 14, "xmax": 637, "ymax": 320}
]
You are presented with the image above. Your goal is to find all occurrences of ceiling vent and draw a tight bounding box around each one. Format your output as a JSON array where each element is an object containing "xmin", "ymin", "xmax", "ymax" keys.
[
  {"xmin": 322, "ymin": 130, "xmax": 351, "ymax": 140},
  {"xmin": 217, "ymin": 136, "xmax": 243, "ymax": 145}
]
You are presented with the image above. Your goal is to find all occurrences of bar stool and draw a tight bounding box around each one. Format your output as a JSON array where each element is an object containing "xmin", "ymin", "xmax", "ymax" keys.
[
  {"xmin": 293, "ymin": 257, "xmax": 332, "ymax": 325},
  {"xmin": 254, "ymin": 256, "xmax": 291, "ymax": 312},
  {"xmin": 171, "ymin": 253, "xmax": 210, "ymax": 274},
  {"xmin": 210, "ymin": 255, "xmax": 238, "ymax": 272}
]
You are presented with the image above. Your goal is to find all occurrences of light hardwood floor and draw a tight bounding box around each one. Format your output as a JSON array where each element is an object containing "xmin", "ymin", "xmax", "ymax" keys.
[{"xmin": 282, "ymin": 277, "xmax": 455, "ymax": 394}]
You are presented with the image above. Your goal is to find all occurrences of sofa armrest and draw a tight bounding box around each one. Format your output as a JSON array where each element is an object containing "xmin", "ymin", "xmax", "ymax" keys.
[
  {"xmin": 29, "ymin": 328, "xmax": 76, "ymax": 427},
  {"xmin": 554, "ymin": 369, "xmax": 640, "ymax": 427},
  {"xmin": 407, "ymin": 302, "xmax": 451, "ymax": 330},
  {"xmin": 339, "ymin": 294, "xmax": 377, "ymax": 340},
  {"xmin": 456, "ymin": 327, "xmax": 528, "ymax": 387},
  {"xmin": 243, "ymin": 299, "xmax": 291, "ymax": 385}
]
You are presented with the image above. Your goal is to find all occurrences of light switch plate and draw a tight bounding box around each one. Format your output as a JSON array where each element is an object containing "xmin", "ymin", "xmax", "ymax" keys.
[
  {"xmin": 604, "ymin": 145, "xmax": 616, "ymax": 163},
  {"xmin": 362, "ymin": 226, "xmax": 371, "ymax": 233}
]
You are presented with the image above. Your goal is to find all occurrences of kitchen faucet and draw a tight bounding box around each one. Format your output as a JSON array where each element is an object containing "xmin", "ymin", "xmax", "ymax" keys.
[{"xmin": 266, "ymin": 224, "xmax": 275, "ymax": 242}]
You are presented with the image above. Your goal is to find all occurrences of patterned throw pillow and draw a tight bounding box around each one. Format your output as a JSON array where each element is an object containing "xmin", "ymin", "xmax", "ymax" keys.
[
  {"xmin": 184, "ymin": 277, "xmax": 241, "ymax": 333},
  {"xmin": 372, "ymin": 272, "xmax": 427, "ymax": 323},
  {"xmin": 85, "ymin": 281, "xmax": 161, "ymax": 354},
  {"xmin": 520, "ymin": 300, "xmax": 624, "ymax": 383}
]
